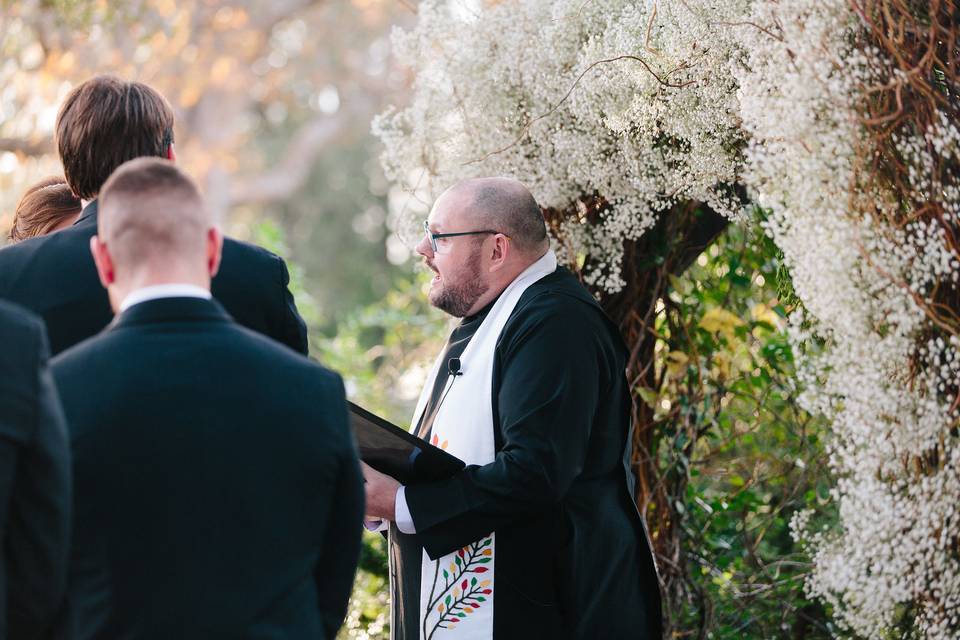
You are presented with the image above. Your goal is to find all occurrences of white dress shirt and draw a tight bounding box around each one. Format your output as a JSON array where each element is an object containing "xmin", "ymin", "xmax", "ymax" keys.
[
  {"xmin": 119, "ymin": 283, "xmax": 212, "ymax": 312},
  {"xmin": 394, "ymin": 487, "xmax": 415, "ymax": 533}
]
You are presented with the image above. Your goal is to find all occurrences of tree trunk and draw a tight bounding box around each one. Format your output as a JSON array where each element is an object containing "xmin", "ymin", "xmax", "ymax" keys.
[{"xmin": 567, "ymin": 200, "xmax": 731, "ymax": 636}]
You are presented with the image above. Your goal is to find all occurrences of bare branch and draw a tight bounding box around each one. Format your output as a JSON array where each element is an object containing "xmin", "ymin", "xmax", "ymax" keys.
[
  {"xmin": 250, "ymin": 0, "xmax": 327, "ymax": 30},
  {"xmin": 0, "ymin": 136, "xmax": 54, "ymax": 157},
  {"xmin": 464, "ymin": 54, "xmax": 697, "ymax": 166},
  {"xmin": 225, "ymin": 113, "xmax": 348, "ymax": 207}
]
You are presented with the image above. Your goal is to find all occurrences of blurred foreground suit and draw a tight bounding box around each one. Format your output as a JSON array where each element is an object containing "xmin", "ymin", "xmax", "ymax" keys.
[
  {"xmin": 0, "ymin": 301, "xmax": 71, "ymax": 639},
  {"xmin": 51, "ymin": 296, "xmax": 363, "ymax": 640},
  {"xmin": 0, "ymin": 200, "xmax": 308, "ymax": 356}
]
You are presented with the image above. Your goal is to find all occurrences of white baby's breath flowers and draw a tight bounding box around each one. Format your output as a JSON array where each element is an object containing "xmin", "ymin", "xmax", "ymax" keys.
[
  {"xmin": 728, "ymin": 1, "xmax": 959, "ymax": 635},
  {"xmin": 374, "ymin": 0, "xmax": 749, "ymax": 291},
  {"xmin": 376, "ymin": 0, "xmax": 960, "ymax": 635}
]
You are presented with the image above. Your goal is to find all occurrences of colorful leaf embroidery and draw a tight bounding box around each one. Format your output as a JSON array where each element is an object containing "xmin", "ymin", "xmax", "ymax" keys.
[{"xmin": 422, "ymin": 536, "xmax": 495, "ymax": 639}]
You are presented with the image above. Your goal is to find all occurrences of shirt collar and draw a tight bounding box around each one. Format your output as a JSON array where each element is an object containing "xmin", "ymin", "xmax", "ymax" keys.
[{"xmin": 119, "ymin": 283, "xmax": 212, "ymax": 313}]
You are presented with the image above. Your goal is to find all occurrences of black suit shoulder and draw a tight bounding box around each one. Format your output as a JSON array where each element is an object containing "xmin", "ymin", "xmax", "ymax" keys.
[
  {"xmin": 0, "ymin": 203, "xmax": 308, "ymax": 355},
  {"xmin": 0, "ymin": 300, "xmax": 71, "ymax": 638},
  {"xmin": 220, "ymin": 236, "xmax": 285, "ymax": 285},
  {"xmin": 54, "ymin": 311, "xmax": 339, "ymax": 442},
  {"xmin": 0, "ymin": 299, "xmax": 43, "ymax": 335},
  {"xmin": 0, "ymin": 301, "xmax": 45, "ymax": 441},
  {"xmin": 222, "ymin": 235, "xmax": 285, "ymax": 264},
  {"xmin": 0, "ymin": 223, "xmax": 99, "ymax": 297},
  {"xmin": 223, "ymin": 321, "xmax": 346, "ymax": 417},
  {"xmin": 214, "ymin": 237, "xmax": 309, "ymax": 355},
  {"xmin": 500, "ymin": 267, "xmax": 624, "ymax": 358},
  {"xmin": 0, "ymin": 221, "xmax": 108, "ymax": 355},
  {"xmin": 512, "ymin": 268, "xmax": 604, "ymax": 320}
]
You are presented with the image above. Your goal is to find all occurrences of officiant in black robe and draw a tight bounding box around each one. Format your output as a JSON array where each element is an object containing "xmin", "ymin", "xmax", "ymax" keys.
[{"xmin": 363, "ymin": 178, "xmax": 662, "ymax": 639}]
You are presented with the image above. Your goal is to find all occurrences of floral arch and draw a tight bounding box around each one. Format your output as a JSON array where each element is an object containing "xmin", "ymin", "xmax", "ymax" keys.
[{"xmin": 374, "ymin": 0, "xmax": 960, "ymax": 636}]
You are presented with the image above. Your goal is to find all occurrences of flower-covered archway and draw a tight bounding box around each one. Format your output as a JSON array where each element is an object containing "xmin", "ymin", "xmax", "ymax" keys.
[{"xmin": 374, "ymin": 1, "xmax": 960, "ymax": 636}]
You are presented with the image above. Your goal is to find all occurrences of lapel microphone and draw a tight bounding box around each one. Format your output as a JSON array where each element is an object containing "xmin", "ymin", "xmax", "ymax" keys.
[{"xmin": 447, "ymin": 357, "xmax": 463, "ymax": 377}]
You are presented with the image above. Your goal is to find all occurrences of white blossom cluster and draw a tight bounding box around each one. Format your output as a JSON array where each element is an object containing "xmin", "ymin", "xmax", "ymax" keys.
[
  {"xmin": 734, "ymin": 0, "xmax": 960, "ymax": 635},
  {"xmin": 376, "ymin": 0, "xmax": 960, "ymax": 635},
  {"xmin": 373, "ymin": 0, "xmax": 748, "ymax": 291}
]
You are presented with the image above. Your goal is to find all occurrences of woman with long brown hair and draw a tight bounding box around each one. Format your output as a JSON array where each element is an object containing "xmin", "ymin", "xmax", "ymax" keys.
[{"xmin": 8, "ymin": 176, "xmax": 82, "ymax": 243}]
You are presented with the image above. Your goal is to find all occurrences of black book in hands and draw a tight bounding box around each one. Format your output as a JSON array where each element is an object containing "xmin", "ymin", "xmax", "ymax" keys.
[{"xmin": 348, "ymin": 401, "xmax": 465, "ymax": 486}]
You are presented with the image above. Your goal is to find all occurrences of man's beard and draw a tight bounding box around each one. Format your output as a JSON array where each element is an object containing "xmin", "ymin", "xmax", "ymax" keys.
[{"xmin": 429, "ymin": 247, "xmax": 488, "ymax": 318}]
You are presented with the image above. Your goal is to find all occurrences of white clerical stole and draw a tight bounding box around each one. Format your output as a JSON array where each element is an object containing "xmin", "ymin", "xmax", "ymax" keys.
[{"xmin": 408, "ymin": 250, "xmax": 557, "ymax": 639}]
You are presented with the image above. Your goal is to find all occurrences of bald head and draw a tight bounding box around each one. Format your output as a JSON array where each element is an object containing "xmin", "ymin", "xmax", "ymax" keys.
[
  {"xmin": 98, "ymin": 157, "xmax": 210, "ymax": 273},
  {"xmin": 444, "ymin": 177, "xmax": 548, "ymax": 255}
]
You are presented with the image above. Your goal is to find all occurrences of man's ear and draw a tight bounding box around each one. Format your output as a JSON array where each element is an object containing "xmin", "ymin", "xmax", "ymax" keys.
[
  {"xmin": 488, "ymin": 234, "xmax": 511, "ymax": 272},
  {"xmin": 89, "ymin": 235, "xmax": 116, "ymax": 289},
  {"xmin": 166, "ymin": 143, "xmax": 177, "ymax": 162},
  {"xmin": 207, "ymin": 226, "xmax": 224, "ymax": 278}
]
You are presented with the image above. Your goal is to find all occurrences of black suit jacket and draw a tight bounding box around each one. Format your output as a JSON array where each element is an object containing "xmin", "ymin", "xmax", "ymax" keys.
[
  {"xmin": 0, "ymin": 301, "xmax": 71, "ymax": 639},
  {"xmin": 0, "ymin": 201, "xmax": 308, "ymax": 356},
  {"xmin": 51, "ymin": 297, "xmax": 364, "ymax": 640}
]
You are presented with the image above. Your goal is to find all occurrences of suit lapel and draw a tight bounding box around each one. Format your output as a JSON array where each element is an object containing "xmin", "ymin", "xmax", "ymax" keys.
[{"xmin": 74, "ymin": 200, "xmax": 98, "ymax": 226}]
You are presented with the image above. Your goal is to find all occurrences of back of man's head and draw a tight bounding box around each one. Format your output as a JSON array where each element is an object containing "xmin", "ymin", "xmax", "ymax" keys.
[
  {"xmin": 98, "ymin": 158, "xmax": 211, "ymax": 279},
  {"xmin": 455, "ymin": 177, "xmax": 549, "ymax": 256},
  {"xmin": 56, "ymin": 75, "xmax": 175, "ymax": 201}
]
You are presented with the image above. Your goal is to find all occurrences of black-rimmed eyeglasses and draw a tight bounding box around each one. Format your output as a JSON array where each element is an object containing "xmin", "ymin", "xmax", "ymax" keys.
[{"xmin": 423, "ymin": 220, "xmax": 506, "ymax": 254}]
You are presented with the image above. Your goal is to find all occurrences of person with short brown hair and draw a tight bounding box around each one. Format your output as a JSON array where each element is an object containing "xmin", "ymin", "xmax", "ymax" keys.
[
  {"xmin": 8, "ymin": 176, "xmax": 82, "ymax": 243},
  {"xmin": 0, "ymin": 75, "xmax": 307, "ymax": 356},
  {"xmin": 52, "ymin": 157, "xmax": 363, "ymax": 639}
]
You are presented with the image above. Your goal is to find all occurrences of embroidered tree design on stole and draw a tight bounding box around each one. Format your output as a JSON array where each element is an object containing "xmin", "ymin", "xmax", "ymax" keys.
[{"xmin": 422, "ymin": 537, "xmax": 494, "ymax": 638}]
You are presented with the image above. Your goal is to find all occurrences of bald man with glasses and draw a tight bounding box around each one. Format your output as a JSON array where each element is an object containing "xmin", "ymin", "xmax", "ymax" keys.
[{"xmin": 363, "ymin": 177, "xmax": 662, "ymax": 640}]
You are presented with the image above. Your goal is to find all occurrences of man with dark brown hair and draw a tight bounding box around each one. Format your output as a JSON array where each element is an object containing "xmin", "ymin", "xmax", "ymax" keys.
[
  {"xmin": 56, "ymin": 75, "xmax": 176, "ymax": 201},
  {"xmin": 0, "ymin": 75, "xmax": 308, "ymax": 355}
]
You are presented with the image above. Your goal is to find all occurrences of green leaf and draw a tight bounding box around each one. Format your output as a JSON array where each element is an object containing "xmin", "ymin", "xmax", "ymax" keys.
[{"xmin": 637, "ymin": 386, "xmax": 658, "ymax": 409}]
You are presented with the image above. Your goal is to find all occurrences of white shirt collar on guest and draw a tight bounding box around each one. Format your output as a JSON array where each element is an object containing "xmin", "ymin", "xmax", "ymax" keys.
[{"xmin": 119, "ymin": 283, "xmax": 212, "ymax": 313}]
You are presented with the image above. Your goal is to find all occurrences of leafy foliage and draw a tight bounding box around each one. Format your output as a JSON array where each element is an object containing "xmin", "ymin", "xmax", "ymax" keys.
[{"xmin": 640, "ymin": 222, "xmax": 835, "ymax": 637}]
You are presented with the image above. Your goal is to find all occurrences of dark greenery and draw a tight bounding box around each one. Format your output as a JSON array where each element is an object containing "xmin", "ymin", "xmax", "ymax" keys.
[{"xmin": 653, "ymin": 223, "xmax": 835, "ymax": 637}]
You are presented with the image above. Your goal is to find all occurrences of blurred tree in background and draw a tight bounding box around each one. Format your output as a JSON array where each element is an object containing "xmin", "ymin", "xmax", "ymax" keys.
[{"xmin": 0, "ymin": 0, "xmax": 415, "ymax": 327}]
